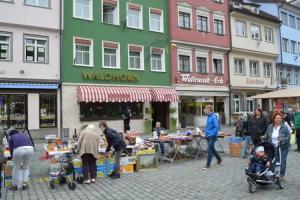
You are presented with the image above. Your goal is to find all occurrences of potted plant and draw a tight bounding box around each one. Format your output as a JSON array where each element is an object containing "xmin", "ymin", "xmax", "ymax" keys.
[
  {"xmin": 169, "ymin": 107, "xmax": 177, "ymax": 131},
  {"xmin": 144, "ymin": 108, "xmax": 153, "ymax": 134}
]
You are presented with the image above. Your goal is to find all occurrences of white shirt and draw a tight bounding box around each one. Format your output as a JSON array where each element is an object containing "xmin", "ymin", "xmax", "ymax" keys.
[{"xmin": 272, "ymin": 126, "xmax": 280, "ymax": 147}]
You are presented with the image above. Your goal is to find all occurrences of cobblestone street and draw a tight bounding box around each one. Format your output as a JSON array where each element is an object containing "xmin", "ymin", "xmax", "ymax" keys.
[{"xmin": 3, "ymin": 143, "xmax": 300, "ymax": 200}]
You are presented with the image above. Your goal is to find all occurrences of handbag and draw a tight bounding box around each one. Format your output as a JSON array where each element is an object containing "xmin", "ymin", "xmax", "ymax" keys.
[{"xmin": 290, "ymin": 132, "xmax": 296, "ymax": 145}]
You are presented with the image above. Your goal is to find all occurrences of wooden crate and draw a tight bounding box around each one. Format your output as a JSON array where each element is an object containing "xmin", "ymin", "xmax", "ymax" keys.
[{"xmin": 229, "ymin": 142, "xmax": 243, "ymax": 157}]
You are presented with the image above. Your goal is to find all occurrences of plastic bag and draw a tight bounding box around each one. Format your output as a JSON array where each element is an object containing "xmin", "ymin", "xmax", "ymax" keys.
[{"xmin": 290, "ymin": 133, "xmax": 296, "ymax": 145}]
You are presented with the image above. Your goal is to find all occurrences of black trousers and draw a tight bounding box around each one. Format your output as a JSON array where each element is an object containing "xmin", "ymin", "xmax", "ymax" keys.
[
  {"xmin": 296, "ymin": 128, "xmax": 300, "ymax": 150},
  {"xmin": 81, "ymin": 153, "xmax": 97, "ymax": 180}
]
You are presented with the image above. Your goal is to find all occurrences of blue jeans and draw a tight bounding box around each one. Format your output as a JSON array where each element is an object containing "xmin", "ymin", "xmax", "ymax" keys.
[
  {"xmin": 206, "ymin": 137, "xmax": 221, "ymax": 167},
  {"xmin": 271, "ymin": 146, "xmax": 289, "ymax": 176},
  {"xmin": 240, "ymin": 136, "xmax": 253, "ymax": 158}
]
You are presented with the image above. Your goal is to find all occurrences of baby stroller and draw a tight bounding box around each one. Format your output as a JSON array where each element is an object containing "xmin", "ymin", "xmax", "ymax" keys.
[{"xmin": 245, "ymin": 141, "xmax": 285, "ymax": 193}]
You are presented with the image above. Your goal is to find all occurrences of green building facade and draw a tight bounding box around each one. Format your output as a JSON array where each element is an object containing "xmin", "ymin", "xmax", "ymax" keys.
[{"xmin": 62, "ymin": 0, "xmax": 178, "ymax": 135}]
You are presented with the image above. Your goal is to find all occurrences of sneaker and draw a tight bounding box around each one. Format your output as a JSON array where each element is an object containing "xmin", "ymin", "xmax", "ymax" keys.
[
  {"xmin": 22, "ymin": 184, "xmax": 28, "ymax": 190},
  {"xmin": 91, "ymin": 179, "xmax": 96, "ymax": 183},
  {"xmin": 202, "ymin": 165, "xmax": 210, "ymax": 170},
  {"xmin": 84, "ymin": 179, "xmax": 91, "ymax": 184},
  {"xmin": 108, "ymin": 172, "xmax": 115, "ymax": 177},
  {"xmin": 110, "ymin": 174, "xmax": 120, "ymax": 179},
  {"xmin": 216, "ymin": 160, "xmax": 222, "ymax": 166}
]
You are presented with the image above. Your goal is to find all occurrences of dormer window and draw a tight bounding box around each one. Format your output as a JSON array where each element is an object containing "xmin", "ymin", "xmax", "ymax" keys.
[
  {"xmin": 233, "ymin": 2, "xmax": 241, "ymax": 9},
  {"xmin": 252, "ymin": 7, "xmax": 259, "ymax": 14}
]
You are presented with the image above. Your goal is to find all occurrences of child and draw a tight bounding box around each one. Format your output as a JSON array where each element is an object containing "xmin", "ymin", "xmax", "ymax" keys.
[{"xmin": 248, "ymin": 146, "xmax": 270, "ymax": 175}]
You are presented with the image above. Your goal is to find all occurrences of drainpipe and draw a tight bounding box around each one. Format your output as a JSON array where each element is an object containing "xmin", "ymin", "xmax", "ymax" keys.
[
  {"xmin": 278, "ymin": 3, "xmax": 283, "ymax": 89},
  {"xmin": 59, "ymin": 0, "xmax": 63, "ymax": 138},
  {"xmin": 228, "ymin": 5, "xmax": 233, "ymax": 126}
]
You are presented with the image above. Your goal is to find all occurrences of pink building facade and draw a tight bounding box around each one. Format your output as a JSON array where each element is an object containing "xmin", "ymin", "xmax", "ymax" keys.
[{"xmin": 169, "ymin": 0, "xmax": 231, "ymax": 126}]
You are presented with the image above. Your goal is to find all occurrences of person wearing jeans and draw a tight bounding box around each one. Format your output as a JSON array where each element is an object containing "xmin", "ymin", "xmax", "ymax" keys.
[
  {"xmin": 99, "ymin": 121, "xmax": 126, "ymax": 179},
  {"xmin": 240, "ymin": 135, "xmax": 253, "ymax": 159},
  {"xmin": 8, "ymin": 129, "xmax": 34, "ymax": 191},
  {"xmin": 76, "ymin": 125, "xmax": 100, "ymax": 184},
  {"xmin": 202, "ymin": 105, "xmax": 222, "ymax": 170}
]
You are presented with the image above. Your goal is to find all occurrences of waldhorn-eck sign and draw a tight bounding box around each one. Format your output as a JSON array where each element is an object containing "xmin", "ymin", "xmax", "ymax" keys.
[{"xmin": 180, "ymin": 74, "xmax": 224, "ymax": 85}]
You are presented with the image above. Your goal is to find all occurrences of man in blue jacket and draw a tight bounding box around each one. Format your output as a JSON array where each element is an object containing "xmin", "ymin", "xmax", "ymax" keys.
[{"xmin": 202, "ymin": 105, "xmax": 222, "ymax": 170}]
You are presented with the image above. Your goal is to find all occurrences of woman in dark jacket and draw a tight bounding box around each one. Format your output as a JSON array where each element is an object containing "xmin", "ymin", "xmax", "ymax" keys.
[
  {"xmin": 99, "ymin": 121, "xmax": 126, "ymax": 179},
  {"xmin": 263, "ymin": 112, "xmax": 290, "ymax": 180},
  {"xmin": 245, "ymin": 108, "xmax": 268, "ymax": 146}
]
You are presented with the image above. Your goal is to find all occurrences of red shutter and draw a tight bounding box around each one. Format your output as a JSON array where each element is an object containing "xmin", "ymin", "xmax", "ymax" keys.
[
  {"xmin": 152, "ymin": 48, "xmax": 163, "ymax": 54},
  {"xmin": 103, "ymin": 42, "xmax": 118, "ymax": 49},
  {"xmin": 150, "ymin": 8, "xmax": 162, "ymax": 15},
  {"xmin": 129, "ymin": 46, "xmax": 142, "ymax": 52},
  {"xmin": 103, "ymin": 0, "xmax": 117, "ymax": 7},
  {"xmin": 75, "ymin": 38, "xmax": 91, "ymax": 45},
  {"xmin": 129, "ymin": 4, "xmax": 141, "ymax": 11}
]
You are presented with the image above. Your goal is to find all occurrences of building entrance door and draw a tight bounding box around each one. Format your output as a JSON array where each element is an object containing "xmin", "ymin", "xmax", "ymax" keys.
[{"xmin": 151, "ymin": 102, "xmax": 170, "ymax": 130}]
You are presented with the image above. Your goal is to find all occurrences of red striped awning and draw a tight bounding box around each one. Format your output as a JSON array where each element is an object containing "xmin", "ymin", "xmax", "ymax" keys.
[
  {"xmin": 77, "ymin": 86, "xmax": 151, "ymax": 102},
  {"xmin": 150, "ymin": 88, "xmax": 179, "ymax": 102}
]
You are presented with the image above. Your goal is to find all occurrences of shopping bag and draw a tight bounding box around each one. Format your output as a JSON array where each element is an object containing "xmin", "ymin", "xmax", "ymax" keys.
[{"xmin": 290, "ymin": 133, "xmax": 296, "ymax": 145}]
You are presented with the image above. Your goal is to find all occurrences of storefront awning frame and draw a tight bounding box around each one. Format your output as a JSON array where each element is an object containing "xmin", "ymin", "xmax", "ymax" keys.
[
  {"xmin": 0, "ymin": 82, "xmax": 59, "ymax": 90},
  {"xmin": 248, "ymin": 87, "xmax": 300, "ymax": 99}
]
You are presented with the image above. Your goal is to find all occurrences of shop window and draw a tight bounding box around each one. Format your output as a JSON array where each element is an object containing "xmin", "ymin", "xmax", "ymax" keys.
[
  {"xmin": 150, "ymin": 8, "xmax": 163, "ymax": 32},
  {"xmin": 40, "ymin": 94, "xmax": 56, "ymax": 128},
  {"xmin": 280, "ymin": 12, "xmax": 288, "ymax": 25},
  {"xmin": 263, "ymin": 63, "xmax": 272, "ymax": 78},
  {"xmin": 179, "ymin": 55, "xmax": 190, "ymax": 72},
  {"xmin": 102, "ymin": 41, "xmax": 119, "ymax": 68},
  {"xmin": 128, "ymin": 45, "xmax": 143, "ymax": 70},
  {"xmin": 249, "ymin": 61, "xmax": 259, "ymax": 77},
  {"xmin": 24, "ymin": 35, "xmax": 48, "ymax": 63},
  {"xmin": 233, "ymin": 95, "xmax": 240, "ymax": 113},
  {"xmin": 213, "ymin": 58, "xmax": 223, "ymax": 75},
  {"xmin": 0, "ymin": 32, "xmax": 12, "ymax": 61},
  {"xmin": 235, "ymin": 20, "xmax": 246, "ymax": 37},
  {"xmin": 74, "ymin": 37, "xmax": 93, "ymax": 66},
  {"xmin": 264, "ymin": 27, "xmax": 273, "ymax": 43},
  {"xmin": 197, "ymin": 16, "xmax": 208, "ymax": 32},
  {"xmin": 214, "ymin": 19, "xmax": 224, "ymax": 35},
  {"xmin": 80, "ymin": 102, "xmax": 143, "ymax": 121},
  {"xmin": 0, "ymin": 95, "xmax": 8, "ymax": 129},
  {"xmin": 197, "ymin": 57, "xmax": 207, "ymax": 74},
  {"xmin": 234, "ymin": 58, "xmax": 245, "ymax": 75},
  {"xmin": 25, "ymin": 0, "xmax": 49, "ymax": 8},
  {"xmin": 102, "ymin": 0, "xmax": 119, "ymax": 25},
  {"xmin": 127, "ymin": 3, "xmax": 143, "ymax": 29},
  {"xmin": 250, "ymin": 24, "xmax": 260, "ymax": 40},
  {"xmin": 74, "ymin": 0, "xmax": 92, "ymax": 20},
  {"xmin": 151, "ymin": 48, "xmax": 165, "ymax": 72}
]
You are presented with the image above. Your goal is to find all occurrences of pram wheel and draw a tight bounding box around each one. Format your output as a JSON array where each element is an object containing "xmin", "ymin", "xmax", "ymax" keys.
[
  {"xmin": 76, "ymin": 176, "xmax": 84, "ymax": 184},
  {"xmin": 278, "ymin": 179, "xmax": 285, "ymax": 189},
  {"xmin": 50, "ymin": 181, "xmax": 55, "ymax": 190},
  {"xmin": 59, "ymin": 176, "xmax": 66, "ymax": 185},
  {"xmin": 68, "ymin": 182, "xmax": 76, "ymax": 190},
  {"xmin": 249, "ymin": 182, "xmax": 256, "ymax": 193}
]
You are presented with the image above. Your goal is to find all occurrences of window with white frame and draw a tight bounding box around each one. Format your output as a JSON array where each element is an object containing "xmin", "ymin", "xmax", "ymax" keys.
[
  {"xmin": 297, "ymin": 18, "xmax": 300, "ymax": 30},
  {"xmin": 197, "ymin": 16, "xmax": 208, "ymax": 32},
  {"xmin": 179, "ymin": 11, "xmax": 191, "ymax": 29},
  {"xmin": 127, "ymin": 3, "xmax": 143, "ymax": 29},
  {"xmin": 234, "ymin": 58, "xmax": 245, "ymax": 75},
  {"xmin": 151, "ymin": 48, "xmax": 165, "ymax": 72},
  {"xmin": 0, "ymin": 32, "xmax": 12, "ymax": 61},
  {"xmin": 214, "ymin": 0, "xmax": 224, "ymax": 3},
  {"xmin": 74, "ymin": 0, "xmax": 92, "ymax": 20},
  {"xmin": 286, "ymin": 68, "xmax": 293, "ymax": 84},
  {"xmin": 263, "ymin": 63, "xmax": 272, "ymax": 78},
  {"xmin": 291, "ymin": 40, "xmax": 297, "ymax": 54},
  {"xmin": 264, "ymin": 28, "xmax": 273, "ymax": 43},
  {"xmin": 102, "ymin": 41, "xmax": 119, "ymax": 68},
  {"xmin": 278, "ymin": 67, "xmax": 286, "ymax": 81},
  {"xmin": 249, "ymin": 61, "xmax": 259, "ymax": 76},
  {"xmin": 24, "ymin": 36, "xmax": 48, "ymax": 63},
  {"xmin": 74, "ymin": 38, "xmax": 92, "ymax": 66},
  {"xmin": 282, "ymin": 38, "xmax": 289, "ymax": 52},
  {"xmin": 294, "ymin": 69, "xmax": 300, "ymax": 85},
  {"xmin": 213, "ymin": 58, "xmax": 223, "ymax": 74},
  {"xmin": 25, "ymin": 0, "xmax": 49, "ymax": 7},
  {"xmin": 197, "ymin": 57, "xmax": 207, "ymax": 74},
  {"xmin": 251, "ymin": 24, "xmax": 260, "ymax": 40},
  {"xmin": 214, "ymin": 19, "xmax": 224, "ymax": 35},
  {"xmin": 289, "ymin": 15, "xmax": 296, "ymax": 28},
  {"xmin": 233, "ymin": 95, "xmax": 240, "ymax": 113},
  {"xmin": 235, "ymin": 20, "xmax": 246, "ymax": 37},
  {"xmin": 102, "ymin": 0, "xmax": 119, "ymax": 25},
  {"xmin": 128, "ymin": 45, "xmax": 143, "ymax": 70},
  {"xmin": 150, "ymin": 8, "xmax": 163, "ymax": 32},
  {"xmin": 247, "ymin": 98, "xmax": 254, "ymax": 112},
  {"xmin": 178, "ymin": 54, "xmax": 190, "ymax": 72},
  {"xmin": 280, "ymin": 12, "xmax": 288, "ymax": 25}
]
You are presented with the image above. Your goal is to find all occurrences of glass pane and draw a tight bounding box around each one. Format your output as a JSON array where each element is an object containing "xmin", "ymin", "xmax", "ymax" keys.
[
  {"xmin": 25, "ymin": 38, "xmax": 35, "ymax": 44},
  {"xmin": 37, "ymin": 47, "xmax": 45, "ymax": 62},
  {"xmin": 83, "ymin": 52, "xmax": 90, "ymax": 65},
  {"xmin": 104, "ymin": 54, "xmax": 110, "ymax": 66},
  {"xmin": 76, "ymin": 51, "xmax": 83, "ymax": 64},
  {"xmin": 26, "ymin": 46, "xmax": 35, "ymax": 61},
  {"xmin": 0, "ymin": 95, "xmax": 8, "ymax": 129},
  {"xmin": 9, "ymin": 95, "xmax": 26, "ymax": 129},
  {"xmin": 0, "ymin": 35, "xmax": 9, "ymax": 42},
  {"xmin": 37, "ymin": 40, "xmax": 46, "ymax": 45},
  {"xmin": 40, "ymin": 95, "xmax": 56, "ymax": 128},
  {"xmin": 111, "ymin": 55, "xmax": 116, "ymax": 67},
  {"xmin": 0, "ymin": 44, "xmax": 9, "ymax": 60}
]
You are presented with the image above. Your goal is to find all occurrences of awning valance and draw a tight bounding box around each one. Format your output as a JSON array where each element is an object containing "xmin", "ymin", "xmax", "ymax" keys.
[
  {"xmin": 248, "ymin": 87, "xmax": 300, "ymax": 99},
  {"xmin": 0, "ymin": 82, "xmax": 59, "ymax": 89},
  {"xmin": 77, "ymin": 86, "xmax": 152, "ymax": 102},
  {"xmin": 150, "ymin": 88, "xmax": 179, "ymax": 102}
]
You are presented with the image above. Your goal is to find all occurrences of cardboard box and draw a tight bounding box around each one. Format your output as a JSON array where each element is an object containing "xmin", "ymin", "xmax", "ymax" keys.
[
  {"xmin": 120, "ymin": 164, "xmax": 134, "ymax": 174},
  {"xmin": 136, "ymin": 149, "xmax": 155, "ymax": 155},
  {"xmin": 120, "ymin": 156, "xmax": 136, "ymax": 166},
  {"xmin": 4, "ymin": 164, "xmax": 12, "ymax": 177}
]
